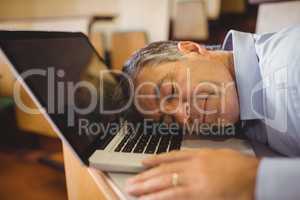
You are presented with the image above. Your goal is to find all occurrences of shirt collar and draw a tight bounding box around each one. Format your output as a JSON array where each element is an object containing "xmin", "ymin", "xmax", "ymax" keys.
[{"xmin": 222, "ymin": 30, "xmax": 264, "ymax": 120}]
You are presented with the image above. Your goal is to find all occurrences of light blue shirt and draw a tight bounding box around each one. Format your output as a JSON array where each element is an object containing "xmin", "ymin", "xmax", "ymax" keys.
[{"xmin": 222, "ymin": 26, "xmax": 300, "ymax": 200}]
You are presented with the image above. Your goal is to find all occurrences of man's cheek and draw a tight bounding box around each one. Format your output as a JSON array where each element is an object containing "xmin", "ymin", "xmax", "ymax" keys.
[{"xmin": 202, "ymin": 98, "xmax": 219, "ymax": 124}]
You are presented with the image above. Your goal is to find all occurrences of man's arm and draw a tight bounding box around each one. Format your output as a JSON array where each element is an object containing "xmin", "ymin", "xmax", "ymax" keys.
[
  {"xmin": 125, "ymin": 149, "xmax": 260, "ymax": 200},
  {"xmin": 251, "ymin": 25, "xmax": 300, "ymax": 199},
  {"xmin": 256, "ymin": 158, "xmax": 300, "ymax": 200}
]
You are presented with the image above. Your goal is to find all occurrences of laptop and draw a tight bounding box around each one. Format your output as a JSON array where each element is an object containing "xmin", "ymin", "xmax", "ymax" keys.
[{"xmin": 0, "ymin": 31, "xmax": 254, "ymax": 173}]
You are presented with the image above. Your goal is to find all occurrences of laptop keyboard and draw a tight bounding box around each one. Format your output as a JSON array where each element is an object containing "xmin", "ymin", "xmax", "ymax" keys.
[{"xmin": 114, "ymin": 126, "xmax": 182, "ymax": 154}]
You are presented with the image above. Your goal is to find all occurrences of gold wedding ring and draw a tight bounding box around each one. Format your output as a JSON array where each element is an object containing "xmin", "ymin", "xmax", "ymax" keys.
[{"xmin": 171, "ymin": 173, "xmax": 179, "ymax": 187}]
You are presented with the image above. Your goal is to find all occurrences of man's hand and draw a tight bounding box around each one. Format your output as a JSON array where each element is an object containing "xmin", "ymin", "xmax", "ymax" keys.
[{"xmin": 125, "ymin": 149, "xmax": 259, "ymax": 200}]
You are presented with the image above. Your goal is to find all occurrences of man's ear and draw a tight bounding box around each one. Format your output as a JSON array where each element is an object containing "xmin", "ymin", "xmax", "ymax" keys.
[{"xmin": 177, "ymin": 41, "xmax": 208, "ymax": 55}]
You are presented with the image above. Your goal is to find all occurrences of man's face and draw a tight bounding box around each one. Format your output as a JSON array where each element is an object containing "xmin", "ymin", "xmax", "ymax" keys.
[{"xmin": 133, "ymin": 42, "xmax": 240, "ymax": 130}]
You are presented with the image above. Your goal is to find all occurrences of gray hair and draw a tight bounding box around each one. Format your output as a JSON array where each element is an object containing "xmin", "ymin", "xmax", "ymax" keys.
[
  {"xmin": 118, "ymin": 41, "xmax": 184, "ymax": 119},
  {"xmin": 121, "ymin": 41, "xmax": 222, "ymax": 90},
  {"xmin": 122, "ymin": 41, "xmax": 184, "ymax": 81}
]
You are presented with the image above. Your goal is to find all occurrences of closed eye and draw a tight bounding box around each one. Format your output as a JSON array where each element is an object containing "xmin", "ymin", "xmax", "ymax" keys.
[
  {"xmin": 196, "ymin": 92, "xmax": 220, "ymax": 102},
  {"xmin": 160, "ymin": 80, "xmax": 178, "ymax": 101},
  {"xmin": 165, "ymin": 82, "xmax": 178, "ymax": 101}
]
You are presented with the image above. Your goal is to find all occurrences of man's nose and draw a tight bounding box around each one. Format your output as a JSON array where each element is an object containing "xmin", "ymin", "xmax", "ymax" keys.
[{"xmin": 173, "ymin": 102, "xmax": 190, "ymax": 125}]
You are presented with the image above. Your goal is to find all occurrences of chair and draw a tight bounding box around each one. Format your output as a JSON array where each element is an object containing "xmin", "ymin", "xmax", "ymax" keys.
[
  {"xmin": 221, "ymin": 0, "xmax": 246, "ymax": 14},
  {"xmin": 89, "ymin": 31, "xmax": 105, "ymax": 59},
  {"xmin": 118, "ymin": 0, "xmax": 169, "ymax": 42},
  {"xmin": 250, "ymin": 0, "xmax": 300, "ymax": 33},
  {"xmin": 173, "ymin": 0, "xmax": 209, "ymax": 40},
  {"xmin": 111, "ymin": 31, "xmax": 148, "ymax": 70}
]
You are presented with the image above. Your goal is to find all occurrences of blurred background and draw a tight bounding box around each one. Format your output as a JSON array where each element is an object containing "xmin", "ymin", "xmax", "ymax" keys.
[{"xmin": 0, "ymin": 0, "xmax": 299, "ymax": 199}]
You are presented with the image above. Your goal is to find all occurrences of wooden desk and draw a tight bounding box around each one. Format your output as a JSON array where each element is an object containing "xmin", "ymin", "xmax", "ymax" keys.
[{"xmin": 63, "ymin": 143, "xmax": 123, "ymax": 200}]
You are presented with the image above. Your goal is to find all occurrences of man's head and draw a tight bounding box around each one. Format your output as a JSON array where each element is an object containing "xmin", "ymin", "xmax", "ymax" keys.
[{"xmin": 123, "ymin": 41, "xmax": 239, "ymax": 129}]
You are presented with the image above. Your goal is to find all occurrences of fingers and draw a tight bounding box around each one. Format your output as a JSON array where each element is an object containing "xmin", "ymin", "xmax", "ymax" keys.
[
  {"xmin": 126, "ymin": 173, "xmax": 178, "ymax": 196},
  {"xmin": 138, "ymin": 187, "xmax": 188, "ymax": 200},
  {"xmin": 127, "ymin": 162, "xmax": 185, "ymax": 184},
  {"xmin": 142, "ymin": 150, "xmax": 195, "ymax": 167}
]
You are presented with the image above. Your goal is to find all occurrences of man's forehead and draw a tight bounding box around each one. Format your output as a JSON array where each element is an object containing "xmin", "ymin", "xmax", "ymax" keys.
[
  {"xmin": 136, "ymin": 62, "xmax": 181, "ymax": 87},
  {"xmin": 134, "ymin": 83, "xmax": 160, "ymax": 120},
  {"xmin": 133, "ymin": 62, "xmax": 177, "ymax": 119},
  {"xmin": 134, "ymin": 72, "xmax": 158, "ymax": 111}
]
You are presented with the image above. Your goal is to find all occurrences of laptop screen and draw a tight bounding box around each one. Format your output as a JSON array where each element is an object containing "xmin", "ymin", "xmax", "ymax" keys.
[{"xmin": 0, "ymin": 31, "xmax": 124, "ymax": 164}]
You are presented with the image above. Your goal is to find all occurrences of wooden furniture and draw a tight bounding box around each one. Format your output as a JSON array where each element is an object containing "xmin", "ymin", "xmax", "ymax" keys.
[
  {"xmin": 173, "ymin": 0, "xmax": 209, "ymax": 40},
  {"xmin": 111, "ymin": 31, "xmax": 147, "ymax": 70},
  {"xmin": 15, "ymin": 83, "xmax": 58, "ymax": 137},
  {"xmin": 89, "ymin": 32, "xmax": 105, "ymax": 58},
  {"xmin": 221, "ymin": 0, "xmax": 245, "ymax": 14},
  {"xmin": 0, "ymin": 59, "xmax": 15, "ymax": 97},
  {"xmin": 254, "ymin": 0, "xmax": 300, "ymax": 34},
  {"xmin": 63, "ymin": 143, "xmax": 120, "ymax": 200},
  {"xmin": 118, "ymin": 0, "xmax": 170, "ymax": 42}
]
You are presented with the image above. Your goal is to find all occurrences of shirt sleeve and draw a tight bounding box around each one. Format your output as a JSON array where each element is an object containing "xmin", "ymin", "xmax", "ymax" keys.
[{"xmin": 255, "ymin": 158, "xmax": 300, "ymax": 200}]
